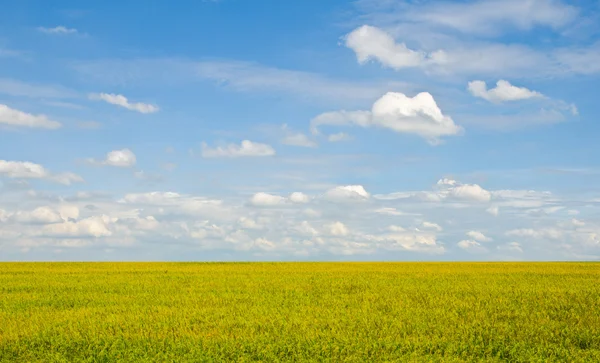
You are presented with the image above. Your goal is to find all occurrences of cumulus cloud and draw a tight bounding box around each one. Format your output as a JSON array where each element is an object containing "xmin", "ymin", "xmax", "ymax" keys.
[
  {"xmin": 250, "ymin": 192, "xmax": 287, "ymax": 207},
  {"xmin": 0, "ymin": 160, "xmax": 83, "ymax": 185},
  {"xmin": 38, "ymin": 26, "xmax": 78, "ymax": 35},
  {"xmin": 201, "ymin": 140, "xmax": 275, "ymax": 158},
  {"xmin": 311, "ymin": 92, "xmax": 461, "ymax": 144},
  {"xmin": 89, "ymin": 93, "xmax": 159, "ymax": 114},
  {"xmin": 0, "ymin": 104, "xmax": 62, "ymax": 129},
  {"xmin": 250, "ymin": 191, "xmax": 310, "ymax": 207},
  {"xmin": 345, "ymin": 25, "xmax": 444, "ymax": 70},
  {"xmin": 447, "ymin": 183, "xmax": 491, "ymax": 202},
  {"xmin": 42, "ymin": 216, "xmax": 114, "ymax": 238},
  {"xmin": 323, "ymin": 185, "xmax": 370, "ymax": 202},
  {"xmin": 289, "ymin": 192, "xmax": 310, "ymax": 204},
  {"xmin": 468, "ymin": 80, "xmax": 544, "ymax": 103},
  {"xmin": 329, "ymin": 221, "xmax": 349, "ymax": 236},
  {"xmin": 466, "ymin": 230, "xmax": 492, "ymax": 242},
  {"xmin": 88, "ymin": 149, "xmax": 137, "ymax": 168},
  {"xmin": 376, "ymin": 178, "xmax": 491, "ymax": 203}
]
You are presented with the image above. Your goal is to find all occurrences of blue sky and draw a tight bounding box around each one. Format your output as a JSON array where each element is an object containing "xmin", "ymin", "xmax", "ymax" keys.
[{"xmin": 1, "ymin": 0, "xmax": 600, "ymax": 261}]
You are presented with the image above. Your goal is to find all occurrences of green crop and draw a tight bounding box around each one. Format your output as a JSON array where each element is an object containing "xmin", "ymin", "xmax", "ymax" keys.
[{"xmin": 1, "ymin": 263, "xmax": 599, "ymax": 362}]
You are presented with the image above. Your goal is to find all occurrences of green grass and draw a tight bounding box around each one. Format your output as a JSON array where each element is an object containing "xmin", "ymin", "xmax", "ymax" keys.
[{"xmin": 1, "ymin": 263, "xmax": 599, "ymax": 362}]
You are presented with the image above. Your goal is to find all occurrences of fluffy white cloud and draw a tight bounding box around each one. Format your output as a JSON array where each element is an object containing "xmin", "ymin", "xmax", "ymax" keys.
[
  {"xmin": 250, "ymin": 192, "xmax": 287, "ymax": 207},
  {"xmin": 0, "ymin": 160, "xmax": 83, "ymax": 185},
  {"xmin": 250, "ymin": 191, "xmax": 310, "ymax": 207},
  {"xmin": 468, "ymin": 80, "xmax": 543, "ymax": 103},
  {"xmin": 104, "ymin": 149, "xmax": 137, "ymax": 167},
  {"xmin": 89, "ymin": 93, "xmax": 159, "ymax": 114},
  {"xmin": 377, "ymin": 178, "xmax": 491, "ymax": 203},
  {"xmin": 289, "ymin": 192, "xmax": 310, "ymax": 204},
  {"xmin": 448, "ymin": 183, "xmax": 492, "ymax": 202},
  {"xmin": 0, "ymin": 104, "xmax": 62, "ymax": 129},
  {"xmin": 11, "ymin": 207, "xmax": 63, "ymax": 224},
  {"xmin": 201, "ymin": 140, "xmax": 275, "ymax": 158},
  {"xmin": 238, "ymin": 217, "xmax": 264, "ymax": 230},
  {"xmin": 311, "ymin": 92, "xmax": 461, "ymax": 144},
  {"xmin": 88, "ymin": 149, "xmax": 137, "ymax": 168},
  {"xmin": 38, "ymin": 26, "xmax": 78, "ymax": 35},
  {"xmin": 345, "ymin": 25, "xmax": 444, "ymax": 70},
  {"xmin": 329, "ymin": 221, "xmax": 349, "ymax": 236},
  {"xmin": 466, "ymin": 230, "xmax": 493, "ymax": 242},
  {"xmin": 323, "ymin": 185, "xmax": 370, "ymax": 202},
  {"xmin": 42, "ymin": 216, "xmax": 114, "ymax": 238}
]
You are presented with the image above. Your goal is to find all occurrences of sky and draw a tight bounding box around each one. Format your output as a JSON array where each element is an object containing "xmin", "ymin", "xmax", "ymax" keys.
[{"xmin": 1, "ymin": 0, "xmax": 600, "ymax": 261}]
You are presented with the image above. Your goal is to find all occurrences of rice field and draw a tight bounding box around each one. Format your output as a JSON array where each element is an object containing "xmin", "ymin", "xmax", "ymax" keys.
[{"xmin": 1, "ymin": 262, "xmax": 599, "ymax": 362}]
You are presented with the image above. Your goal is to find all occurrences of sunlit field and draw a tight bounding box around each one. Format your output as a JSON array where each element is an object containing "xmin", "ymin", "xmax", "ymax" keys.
[{"xmin": 1, "ymin": 263, "xmax": 599, "ymax": 362}]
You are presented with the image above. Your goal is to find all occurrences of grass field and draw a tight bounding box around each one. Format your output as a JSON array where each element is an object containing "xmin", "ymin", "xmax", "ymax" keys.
[{"xmin": 1, "ymin": 263, "xmax": 599, "ymax": 362}]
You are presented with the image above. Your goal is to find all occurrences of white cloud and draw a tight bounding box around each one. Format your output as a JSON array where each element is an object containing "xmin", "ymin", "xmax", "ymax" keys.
[
  {"xmin": 238, "ymin": 217, "xmax": 264, "ymax": 230},
  {"xmin": 405, "ymin": 0, "xmax": 578, "ymax": 35},
  {"xmin": 289, "ymin": 192, "xmax": 310, "ymax": 204},
  {"xmin": 329, "ymin": 221, "xmax": 349, "ymax": 236},
  {"xmin": 294, "ymin": 221, "xmax": 319, "ymax": 236},
  {"xmin": 253, "ymin": 238, "xmax": 276, "ymax": 251},
  {"xmin": 457, "ymin": 239, "xmax": 487, "ymax": 253},
  {"xmin": 0, "ymin": 160, "xmax": 83, "ymax": 185},
  {"xmin": 0, "ymin": 104, "xmax": 62, "ymax": 129},
  {"xmin": 201, "ymin": 140, "xmax": 275, "ymax": 158},
  {"xmin": 281, "ymin": 133, "xmax": 317, "ymax": 148},
  {"xmin": 466, "ymin": 230, "xmax": 492, "ymax": 242},
  {"xmin": 105, "ymin": 149, "xmax": 137, "ymax": 167},
  {"xmin": 38, "ymin": 26, "xmax": 78, "ymax": 35},
  {"xmin": 345, "ymin": 25, "xmax": 443, "ymax": 70},
  {"xmin": 42, "ymin": 216, "xmax": 114, "ymax": 238},
  {"xmin": 311, "ymin": 92, "xmax": 461, "ymax": 144},
  {"xmin": 250, "ymin": 192, "xmax": 286, "ymax": 207},
  {"xmin": 89, "ymin": 149, "xmax": 137, "ymax": 168},
  {"xmin": 11, "ymin": 207, "xmax": 64, "ymax": 224},
  {"xmin": 422, "ymin": 221, "xmax": 443, "ymax": 231},
  {"xmin": 388, "ymin": 225, "xmax": 406, "ymax": 232},
  {"xmin": 447, "ymin": 183, "xmax": 492, "ymax": 202},
  {"xmin": 323, "ymin": 185, "xmax": 370, "ymax": 202},
  {"xmin": 468, "ymin": 80, "xmax": 543, "ymax": 103},
  {"xmin": 89, "ymin": 93, "xmax": 159, "ymax": 114},
  {"xmin": 327, "ymin": 132, "xmax": 352, "ymax": 142}
]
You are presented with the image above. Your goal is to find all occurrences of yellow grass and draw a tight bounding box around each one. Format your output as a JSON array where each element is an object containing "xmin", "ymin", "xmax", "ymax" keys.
[{"xmin": 1, "ymin": 262, "xmax": 599, "ymax": 362}]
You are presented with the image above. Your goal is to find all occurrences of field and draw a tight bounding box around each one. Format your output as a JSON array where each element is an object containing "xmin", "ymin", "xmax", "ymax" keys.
[{"xmin": 1, "ymin": 263, "xmax": 599, "ymax": 362}]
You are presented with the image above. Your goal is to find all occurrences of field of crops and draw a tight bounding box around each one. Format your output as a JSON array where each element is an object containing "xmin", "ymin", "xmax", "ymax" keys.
[{"xmin": 1, "ymin": 263, "xmax": 599, "ymax": 362}]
